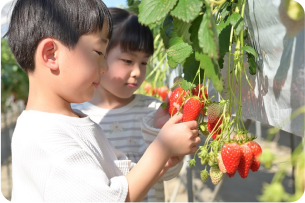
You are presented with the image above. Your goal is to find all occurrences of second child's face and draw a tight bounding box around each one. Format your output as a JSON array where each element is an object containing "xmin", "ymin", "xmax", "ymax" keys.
[{"xmin": 99, "ymin": 45, "xmax": 150, "ymax": 99}]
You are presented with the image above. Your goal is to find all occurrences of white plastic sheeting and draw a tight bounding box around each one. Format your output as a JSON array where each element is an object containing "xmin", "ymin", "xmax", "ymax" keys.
[{"xmin": 237, "ymin": 0, "xmax": 304, "ymax": 136}]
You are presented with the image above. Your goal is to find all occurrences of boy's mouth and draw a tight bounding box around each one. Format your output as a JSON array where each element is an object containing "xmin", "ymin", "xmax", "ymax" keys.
[
  {"xmin": 126, "ymin": 83, "xmax": 138, "ymax": 88},
  {"xmin": 93, "ymin": 82, "xmax": 100, "ymax": 89}
]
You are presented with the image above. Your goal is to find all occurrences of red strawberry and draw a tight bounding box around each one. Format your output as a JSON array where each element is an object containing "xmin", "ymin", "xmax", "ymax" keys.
[
  {"xmin": 227, "ymin": 171, "xmax": 236, "ymax": 178},
  {"xmin": 247, "ymin": 141, "xmax": 262, "ymax": 172},
  {"xmin": 144, "ymin": 83, "xmax": 151, "ymax": 94},
  {"xmin": 157, "ymin": 86, "xmax": 169, "ymax": 101},
  {"xmin": 221, "ymin": 142, "xmax": 241, "ymax": 174},
  {"xmin": 182, "ymin": 97, "xmax": 203, "ymax": 122},
  {"xmin": 237, "ymin": 143, "xmax": 254, "ymax": 178},
  {"xmin": 192, "ymin": 84, "xmax": 208, "ymax": 100},
  {"xmin": 168, "ymin": 87, "xmax": 186, "ymax": 116},
  {"xmin": 207, "ymin": 117, "xmax": 223, "ymax": 140},
  {"xmin": 152, "ymin": 87, "xmax": 157, "ymax": 95}
]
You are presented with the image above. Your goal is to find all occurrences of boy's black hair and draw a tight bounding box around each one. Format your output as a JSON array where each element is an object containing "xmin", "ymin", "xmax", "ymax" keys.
[
  {"xmin": 4, "ymin": 0, "xmax": 112, "ymax": 73},
  {"xmin": 106, "ymin": 7, "xmax": 154, "ymax": 56}
]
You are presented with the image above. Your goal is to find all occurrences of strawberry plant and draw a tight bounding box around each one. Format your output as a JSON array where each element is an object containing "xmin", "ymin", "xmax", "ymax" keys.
[{"xmin": 135, "ymin": 0, "xmax": 265, "ymax": 185}]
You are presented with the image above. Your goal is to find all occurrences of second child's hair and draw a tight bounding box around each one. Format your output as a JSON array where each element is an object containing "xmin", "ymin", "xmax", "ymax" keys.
[
  {"xmin": 107, "ymin": 8, "xmax": 154, "ymax": 56},
  {"xmin": 5, "ymin": 0, "xmax": 113, "ymax": 73}
]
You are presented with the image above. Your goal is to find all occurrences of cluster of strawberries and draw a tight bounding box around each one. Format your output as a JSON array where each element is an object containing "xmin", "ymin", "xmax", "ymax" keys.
[
  {"xmin": 213, "ymin": 137, "xmax": 262, "ymax": 184},
  {"xmin": 168, "ymin": 84, "xmax": 208, "ymax": 122},
  {"xmin": 166, "ymin": 84, "xmax": 263, "ymax": 185}
]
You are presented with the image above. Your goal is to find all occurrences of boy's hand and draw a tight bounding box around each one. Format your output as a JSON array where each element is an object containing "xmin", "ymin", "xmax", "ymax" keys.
[
  {"xmin": 164, "ymin": 155, "xmax": 184, "ymax": 168},
  {"xmin": 153, "ymin": 91, "xmax": 171, "ymax": 128},
  {"xmin": 156, "ymin": 113, "xmax": 200, "ymax": 156}
]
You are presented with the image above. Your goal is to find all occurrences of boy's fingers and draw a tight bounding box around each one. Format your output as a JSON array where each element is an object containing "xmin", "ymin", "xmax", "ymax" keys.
[
  {"xmin": 167, "ymin": 113, "xmax": 183, "ymax": 124},
  {"xmin": 183, "ymin": 120, "xmax": 198, "ymax": 130}
]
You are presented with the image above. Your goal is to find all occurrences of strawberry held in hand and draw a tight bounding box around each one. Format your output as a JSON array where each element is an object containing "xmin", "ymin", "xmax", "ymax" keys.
[
  {"xmin": 237, "ymin": 143, "xmax": 254, "ymax": 178},
  {"xmin": 221, "ymin": 142, "xmax": 241, "ymax": 174},
  {"xmin": 182, "ymin": 97, "xmax": 203, "ymax": 122},
  {"xmin": 168, "ymin": 87, "xmax": 186, "ymax": 116}
]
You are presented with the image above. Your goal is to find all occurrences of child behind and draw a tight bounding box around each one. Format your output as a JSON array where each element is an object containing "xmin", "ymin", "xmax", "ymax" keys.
[
  {"xmin": 72, "ymin": 7, "xmax": 182, "ymax": 202},
  {"xmin": 6, "ymin": 0, "xmax": 200, "ymax": 202}
]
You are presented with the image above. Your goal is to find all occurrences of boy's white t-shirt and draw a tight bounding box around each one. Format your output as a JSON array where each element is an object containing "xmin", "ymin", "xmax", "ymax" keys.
[
  {"xmin": 72, "ymin": 94, "xmax": 183, "ymax": 202},
  {"xmin": 11, "ymin": 110, "xmax": 134, "ymax": 202}
]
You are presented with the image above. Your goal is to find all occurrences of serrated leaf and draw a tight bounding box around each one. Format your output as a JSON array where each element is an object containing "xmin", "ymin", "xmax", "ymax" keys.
[
  {"xmin": 167, "ymin": 42, "xmax": 193, "ymax": 68},
  {"xmin": 173, "ymin": 18, "xmax": 192, "ymax": 45},
  {"xmin": 195, "ymin": 52, "xmax": 223, "ymax": 92},
  {"xmin": 169, "ymin": 30, "xmax": 184, "ymax": 47},
  {"xmin": 247, "ymin": 53, "xmax": 257, "ymax": 75},
  {"xmin": 181, "ymin": 79, "xmax": 195, "ymax": 91},
  {"xmin": 216, "ymin": 15, "xmax": 230, "ymax": 34},
  {"xmin": 229, "ymin": 13, "xmax": 244, "ymax": 35},
  {"xmin": 189, "ymin": 15, "xmax": 203, "ymax": 52},
  {"xmin": 198, "ymin": 1, "xmax": 219, "ymax": 59},
  {"xmin": 167, "ymin": 59, "xmax": 178, "ymax": 69},
  {"xmin": 170, "ymin": 0, "xmax": 203, "ymax": 23},
  {"xmin": 183, "ymin": 52, "xmax": 204, "ymax": 84},
  {"xmin": 241, "ymin": 46, "xmax": 258, "ymax": 58},
  {"xmin": 219, "ymin": 2, "xmax": 230, "ymax": 19},
  {"xmin": 139, "ymin": 0, "xmax": 178, "ymax": 25}
]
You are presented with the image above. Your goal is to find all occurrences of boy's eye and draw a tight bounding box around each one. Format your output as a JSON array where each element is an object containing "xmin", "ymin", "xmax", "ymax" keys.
[
  {"xmin": 95, "ymin": 51, "xmax": 106, "ymax": 59},
  {"xmin": 142, "ymin": 62, "xmax": 148, "ymax": 66},
  {"xmin": 122, "ymin": 59, "xmax": 132, "ymax": 64}
]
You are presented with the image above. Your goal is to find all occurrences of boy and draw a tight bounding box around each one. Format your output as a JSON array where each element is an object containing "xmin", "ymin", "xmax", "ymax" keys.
[
  {"xmin": 72, "ymin": 8, "xmax": 182, "ymax": 202},
  {"xmin": 5, "ymin": 0, "xmax": 200, "ymax": 202}
]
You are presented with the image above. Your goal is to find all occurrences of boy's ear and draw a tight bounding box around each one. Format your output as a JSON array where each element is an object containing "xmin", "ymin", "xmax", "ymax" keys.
[{"xmin": 40, "ymin": 38, "xmax": 59, "ymax": 71}]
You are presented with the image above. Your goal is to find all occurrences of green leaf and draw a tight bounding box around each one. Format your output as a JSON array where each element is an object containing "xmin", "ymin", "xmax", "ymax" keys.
[
  {"xmin": 167, "ymin": 42, "xmax": 193, "ymax": 68},
  {"xmin": 218, "ymin": 2, "xmax": 230, "ymax": 20},
  {"xmin": 160, "ymin": 15, "xmax": 174, "ymax": 49},
  {"xmin": 169, "ymin": 29, "xmax": 184, "ymax": 47},
  {"xmin": 229, "ymin": 12, "xmax": 244, "ymax": 35},
  {"xmin": 189, "ymin": 14, "xmax": 203, "ymax": 52},
  {"xmin": 173, "ymin": 18, "xmax": 192, "ymax": 45},
  {"xmin": 170, "ymin": 0, "xmax": 203, "ymax": 23},
  {"xmin": 198, "ymin": 1, "xmax": 219, "ymax": 59},
  {"xmin": 218, "ymin": 24, "xmax": 231, "ymax": 59},
  {"xmin": 139, "ymin": 0, "xmax": 178, "ymax": 25},
  {"xmin": 195, "ymin": 52, "xmax": 223, "ymax": 92},
  {"xmin": 182, "ymin": 52, "xmax": 204, "ymax": 84},
  {"xmin": 241, "ymin": 46, "xmax": 258, "ymax": 58},
  {"xmin": 181, "ymin": 79, "xmax": 195, "ymax": 91},
  {"xmin": 247, "ymin": 53, "xmax": 257, "ymax": 75},
  {"xmin": 216, "ymin": 15, "xmax": 230, "ymax": 34}
]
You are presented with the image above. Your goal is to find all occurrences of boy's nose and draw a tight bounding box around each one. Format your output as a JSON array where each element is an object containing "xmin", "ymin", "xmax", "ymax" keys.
[
  {"xmin": 131, "ymin": 64, "xmax": 141, "ymax": 78},
  {"xmin": 100, "ymin": 62, "xmax": 109, "ymax": 75}
]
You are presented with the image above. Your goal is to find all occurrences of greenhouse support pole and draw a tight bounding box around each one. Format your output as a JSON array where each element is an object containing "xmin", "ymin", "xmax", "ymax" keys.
[
  {"xmin": 290, "ymin": 133, "xmax": 295, "ymax": 194},
  {"xmin": 186, "ymin": 154, "xmax": 193, "ymax": 202}
]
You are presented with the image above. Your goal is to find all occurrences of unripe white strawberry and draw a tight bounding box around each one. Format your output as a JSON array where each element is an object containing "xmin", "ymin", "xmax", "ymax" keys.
[
  {"xmin": 210, "ymin": 165, "xmax": 223, "ymax": 185},
  {"xmin": 217, "ymin": 153, "xmax": 227, "ymax": 173}
]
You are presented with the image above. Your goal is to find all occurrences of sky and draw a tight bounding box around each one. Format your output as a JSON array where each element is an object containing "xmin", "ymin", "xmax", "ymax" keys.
[{"xmin": 103, "ymin": 0, "xmax": 126, "ymax": 8}]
